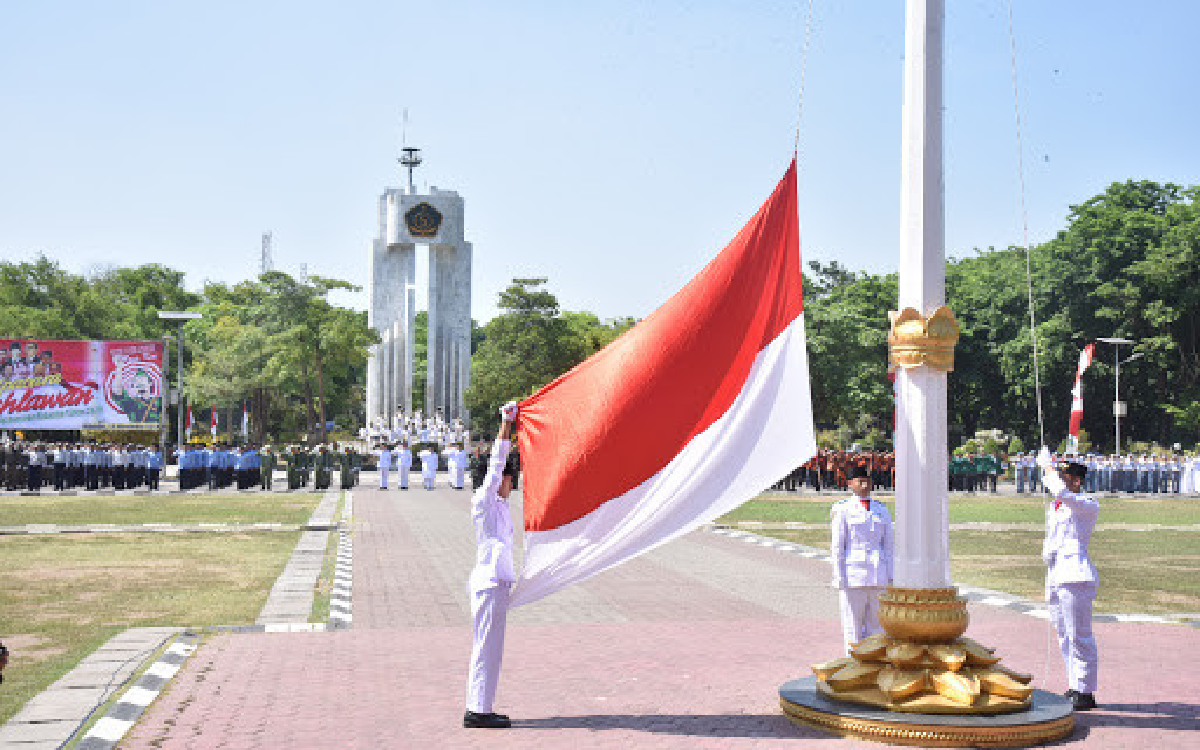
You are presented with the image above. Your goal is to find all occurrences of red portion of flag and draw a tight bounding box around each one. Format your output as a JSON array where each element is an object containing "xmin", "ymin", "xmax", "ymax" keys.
[{"xmin": 517, "ymin": 161, "xmax": 803, "ymax": 532}]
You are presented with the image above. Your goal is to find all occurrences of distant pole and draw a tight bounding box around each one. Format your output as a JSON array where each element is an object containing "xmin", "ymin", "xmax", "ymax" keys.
[{"xmin": 261, "ymin": 232, "xmax": 274, "ymax": 275}]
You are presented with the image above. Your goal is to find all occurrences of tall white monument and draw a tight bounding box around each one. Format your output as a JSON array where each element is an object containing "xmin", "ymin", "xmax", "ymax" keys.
[{"xmin": 367, "ymin": 149, "xmax": 472, "ymax": 427}]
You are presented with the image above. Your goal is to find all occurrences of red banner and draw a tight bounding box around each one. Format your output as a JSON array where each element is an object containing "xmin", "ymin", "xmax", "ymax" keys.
[{"xmin": 0, "ymin": 339, "xmax": 164, "ymax": 430}]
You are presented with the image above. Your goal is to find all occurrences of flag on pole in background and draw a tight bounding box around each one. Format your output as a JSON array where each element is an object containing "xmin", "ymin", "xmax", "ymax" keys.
[
  {"xmin": 242, "ymin": 403, "xmax": 249, "ymax": 439},
  {"xmin": 210, "ymin": 406, "xmax": 218, "ymax": 438},
  {"xmin": 1066, "ymin": 343, "xmax": 1095, "ymax": 454},
  {"xmin": 511, "ymin": 160, "xmax": 816, "ymax": 607},
  {"xmin": 185, "ymin": 404, "xmax": 193, "ymax": 438}
]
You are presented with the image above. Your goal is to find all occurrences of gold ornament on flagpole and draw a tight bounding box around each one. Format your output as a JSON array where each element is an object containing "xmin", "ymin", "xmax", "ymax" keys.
[{"xmin": 888, "ymin": 306, "xmax": 960, "ymax": 371}]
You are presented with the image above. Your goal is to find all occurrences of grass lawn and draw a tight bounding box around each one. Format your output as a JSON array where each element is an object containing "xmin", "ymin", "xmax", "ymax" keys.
[
  {"xmin": 725, "ymin": 492, "xmax": 1200, "ymax": 526},
  {"xmin": 0, "ymin": 530, "xmax": 301, "ymax": 726},
  {"xmin": 747, "ymin": 526, "xmax": 1200, "ymax": 616},
  {"xmin": 0, "ymin": 492, "xmax": 322, "ymax": 527}
]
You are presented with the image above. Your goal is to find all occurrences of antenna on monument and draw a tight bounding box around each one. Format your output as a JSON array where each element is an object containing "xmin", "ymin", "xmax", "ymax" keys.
[
  {"xmin": 260, "ymin": 232, "xmax": 274, "ymax": 274},
  {"xmin": 398, "ymin": 108, "xmax": 422, "ymax": 194}
]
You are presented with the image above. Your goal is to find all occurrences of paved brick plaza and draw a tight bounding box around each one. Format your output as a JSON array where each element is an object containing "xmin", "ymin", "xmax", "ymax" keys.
[{"xmin": 122, "ymin": 485, "xmax": 1200, "ymax": 749}]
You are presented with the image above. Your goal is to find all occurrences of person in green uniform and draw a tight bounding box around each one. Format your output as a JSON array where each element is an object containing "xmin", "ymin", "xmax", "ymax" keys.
[
  {"xmin": 260, "ymin": 446, "xmax": 276, "ymax": 490},
  {"xmin": 315, "ymin": 446, "xmax": 333, "ymax": 490},
  {"xmin": 981, "ymin": 452, "xmax": 1000, "ymax": 493},
  {"xmin": 286, "ymin": 446, "xmax": 301, "ymax": 490},
  {"xmin": 339, "ymin": 447, "xmax": 357, "ymax": 489}
]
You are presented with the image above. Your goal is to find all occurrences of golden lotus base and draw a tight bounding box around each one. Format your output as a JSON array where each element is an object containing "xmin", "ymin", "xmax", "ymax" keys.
[
  {"xmin": 814, "ymin": 587, "xmax": 1035, "ymax": 714},
  {"xmin": 780, "ymin": 679, "xmax": 1075, "ymax": 748}
]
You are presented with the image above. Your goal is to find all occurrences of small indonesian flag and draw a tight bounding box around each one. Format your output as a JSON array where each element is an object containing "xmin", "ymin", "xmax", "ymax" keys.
[
  {"xmin": 185, "ymin": 405, "xmax": 193, "ymax": 437},
  {"xmin": 211, "ymin": 406, "xmax": 218, "ymax": 438},
  {"xmin": 512, "ymin": 160, "xmax": 816, "ymax": 606}
]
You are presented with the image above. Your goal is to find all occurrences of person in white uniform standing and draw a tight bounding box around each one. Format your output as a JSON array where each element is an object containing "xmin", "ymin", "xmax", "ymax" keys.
[
  {"xmin": 464, "ymin": 401, "xmax": 519, "ymax": 729},
  {"xmin": 831, "ymin": 465, "xmax": 893, "ymax": 654},
  {"xmin": 1037, "ymin": 447, "xmax": 1100, "ymax": 711},
  {"xmin": 445, "ymin": 443, "xmax": 469, "ymax": 490},
  {"xmin": 396, "ymin": 442, "xmax": 412, "ymax": 490},
  {"xmin": 419, "ymin": 447, "xmax": 439, "ymax": 490},
  {"xmin": 377, "ymin": 443, "xmax": 393, "ymax": 490}
]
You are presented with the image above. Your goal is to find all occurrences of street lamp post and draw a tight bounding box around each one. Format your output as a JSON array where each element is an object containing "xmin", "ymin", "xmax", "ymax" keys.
[
  {"xmin": 1097, "ymin": 337, "xmax": 1141, "ymax": 453},
  {"xmin": 157, "ymin": 311, "xmax": 203, "ymax": 450}
]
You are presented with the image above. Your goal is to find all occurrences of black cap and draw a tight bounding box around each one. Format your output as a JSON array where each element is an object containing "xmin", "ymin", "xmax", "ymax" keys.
[
  {"xmin": 1062, "ymin": 462, "xmax": 1087, "ymax": 480},
  {"xmin": 848, "ymin": 466, "xmax": 871, "ymax": 481}
]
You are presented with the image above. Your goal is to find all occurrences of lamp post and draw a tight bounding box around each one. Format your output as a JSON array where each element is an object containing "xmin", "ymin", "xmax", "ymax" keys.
[
  {"xmin": 157, "ymin": 311, "xmax": 203, "ymax": 449},
  {"xmin": 1097, "ymin": 337, "xmax": 1139, "ymax": 453}
]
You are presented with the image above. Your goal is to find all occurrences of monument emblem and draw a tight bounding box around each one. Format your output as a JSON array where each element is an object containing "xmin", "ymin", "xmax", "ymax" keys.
[
  {"xmin": 366, "ymin": 147, "xmax": 473, "ymax": 427},
  {"xmin": 404, "ymin": 202, "xmax": 443, "ymax": 238}
]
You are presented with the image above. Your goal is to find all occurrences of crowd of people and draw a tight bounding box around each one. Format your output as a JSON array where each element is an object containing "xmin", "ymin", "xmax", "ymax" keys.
[
  {"xmin": 0, "ymin": 440, "xmax": 367, "ymax": 492},
  {"xmin": 1012, "ymin": 451, "xmax": 1200, "ymax": 494},
  {"xmin": 362, "ymin": 409, "xmax": 470, "ymax": 450},
  {"xmin": 772, "ymin": 447, "xmax": 1200, "ymax": 495},
  {"xmin": 775, "ymin": 450, "xmax": 896, "ymax": 493},
  {"xmin": 1, "ymin": 442, "xmax": 164, "ymax": 491},
  {"xmin": 177, "ymin": 443, "xmax": 363, "ymax": 491}
]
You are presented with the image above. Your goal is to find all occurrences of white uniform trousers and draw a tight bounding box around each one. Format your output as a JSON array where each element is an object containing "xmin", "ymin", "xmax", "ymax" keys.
[
  {"xmin": 466, "ymin": 582, "xmax": 511, "ymax": 713},
  {"xmin": 838, "ymin": 586, "xmax": 886, "ymax": 654},
  {"xmin": 423, "ymin": 471, "xmax": 436, "ymax": 490},
  {"xmin": 1048, "ymin": 581, "xmax": 1098, "ymax": 693},
  {"xmin": 379, "ymin": 467, "xmax": 390, "ymax": 490},
  {"xmin": 452, "ymin": 465, "xmax": 466, "ymax": 489},
  {"xmin": 399, "ymin": 466, "xmax": 409, "ymax": 489}
]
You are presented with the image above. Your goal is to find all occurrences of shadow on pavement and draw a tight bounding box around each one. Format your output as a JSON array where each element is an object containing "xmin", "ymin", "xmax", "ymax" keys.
[
  {"xmin": 514, "ymin": 713, "xmax": 824, "ymax": 738},
  {"xmin": 1074, "ymin": 702, "xmax": 1200, "ymax": 732}
]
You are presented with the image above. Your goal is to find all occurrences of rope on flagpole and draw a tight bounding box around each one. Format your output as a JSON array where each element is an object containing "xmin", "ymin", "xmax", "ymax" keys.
[
  {"xmin": 1006, "ymin": 0, "xmax": 1046, "ymax": 451},
  {"xmin": 1007, "ymin": 0, "xmax": 1058, "ymax": 686},
  {"xmin": 793, "ymin": 0, "xmax": 816, "ymax": 158}
]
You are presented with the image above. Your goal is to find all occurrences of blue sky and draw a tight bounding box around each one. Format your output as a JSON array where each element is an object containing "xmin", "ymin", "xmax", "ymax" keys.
[{"xmin": 2, "ymin": 1, "xmax": 1197, "ymax": 322}]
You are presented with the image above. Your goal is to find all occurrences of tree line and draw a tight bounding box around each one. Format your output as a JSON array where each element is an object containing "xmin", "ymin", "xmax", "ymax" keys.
[{"xmin": 3, "ymin": 178, "xmax": 1196, "ymax": 451}]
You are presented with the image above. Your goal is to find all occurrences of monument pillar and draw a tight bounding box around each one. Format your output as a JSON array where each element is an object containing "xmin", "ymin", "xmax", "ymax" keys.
[{"xmin": 366, "ymin": 159, "xmax": 472, "ymax": 428}]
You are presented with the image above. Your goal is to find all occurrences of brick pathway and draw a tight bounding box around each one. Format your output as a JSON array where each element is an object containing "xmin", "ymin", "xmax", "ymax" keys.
[{"xmin": 122, "ymin": 485, "xmax": 1200, "ymax": 749}]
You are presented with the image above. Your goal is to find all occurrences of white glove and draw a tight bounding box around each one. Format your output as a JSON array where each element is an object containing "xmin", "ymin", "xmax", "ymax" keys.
[
  {"xmin": 1036, "ymin": 446, "xmax": 1053, "ymax": 470},
  {"xmin": 499, "ymin": 401, "xmax": 519, "ymax": 421}
]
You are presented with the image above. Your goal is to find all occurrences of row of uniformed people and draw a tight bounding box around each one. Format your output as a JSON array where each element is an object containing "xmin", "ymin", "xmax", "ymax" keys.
[
  {"xmin": 1014, "ymin": 452, "xmax": 1200, "ymax": 494},
  {"xmin": 1, "ymin": 442, "xmax": 164, "ymax": 491},
  {"xmin": 375, "ymin": 443, "xmax": 472, "ymax": 490},
  {"xmin": 177, "ymin": 444, "xmax": 362, "ymax": 491}
]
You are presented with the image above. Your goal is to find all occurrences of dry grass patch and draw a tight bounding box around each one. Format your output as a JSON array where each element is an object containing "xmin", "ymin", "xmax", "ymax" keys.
[{"xmin": 0, "ymin": 530, "xmax": 300, "ymax": 725}]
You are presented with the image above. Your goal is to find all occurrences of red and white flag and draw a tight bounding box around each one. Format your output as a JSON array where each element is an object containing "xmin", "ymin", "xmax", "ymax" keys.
[
  {"xmin": 512, "ymin": 161, "xmax": 816, "ymax": 606},
  {"xmin": 1066, "ymin": 344, "xmax": 1095, "ymax": 454},
  {"xmin": 185, "ymin": 404, "xmax": 193, "ymax": 438},
  {"xmin": 210, "ymin": 406, "xmax": 218, "ymax": 438}
]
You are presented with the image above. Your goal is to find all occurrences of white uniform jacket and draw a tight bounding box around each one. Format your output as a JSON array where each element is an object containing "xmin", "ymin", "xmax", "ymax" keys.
[
  {"xmin": 377, "ymin": 448, "xmax": 393, "ymax": 469},
  {"xmin": 419, "ymin": 450, "xmax": 438, "ymax": 477},
  {"xmin": 1041, "ymin": 471, "xmax": 1099, "ymax": 586},
  {"xmin": 397, "ymin": 448, "xmax": 412, "ymax": 470},
  {"xmin": 468, "ymin": 439, "xmax": 516, "ymax": 593},
  {"xmin": 831, "ymin": 496, "xmax": 893, "ymax": 589}
]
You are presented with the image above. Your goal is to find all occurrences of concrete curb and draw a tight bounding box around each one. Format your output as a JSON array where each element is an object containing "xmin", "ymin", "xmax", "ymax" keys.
[
  {"xmin": 0, "ymin": 628, "xmax": 183, "ymax": 750},
  {"xmin": 76, "ymin": 635, "xmax": 201, "ymax": 750}
]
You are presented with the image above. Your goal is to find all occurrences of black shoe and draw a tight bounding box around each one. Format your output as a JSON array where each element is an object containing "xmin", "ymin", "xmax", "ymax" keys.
[
  {"xmin": 1064, "ymin": 689, "xmax": 1078, "ymax": 700},
  {"xmin": 463, "ymin": 711, "xmax": 511, "ymax": 729},
  {"xmin": 1071, "ymin": 692, "xmax": 1097, "ymax": 711}
]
